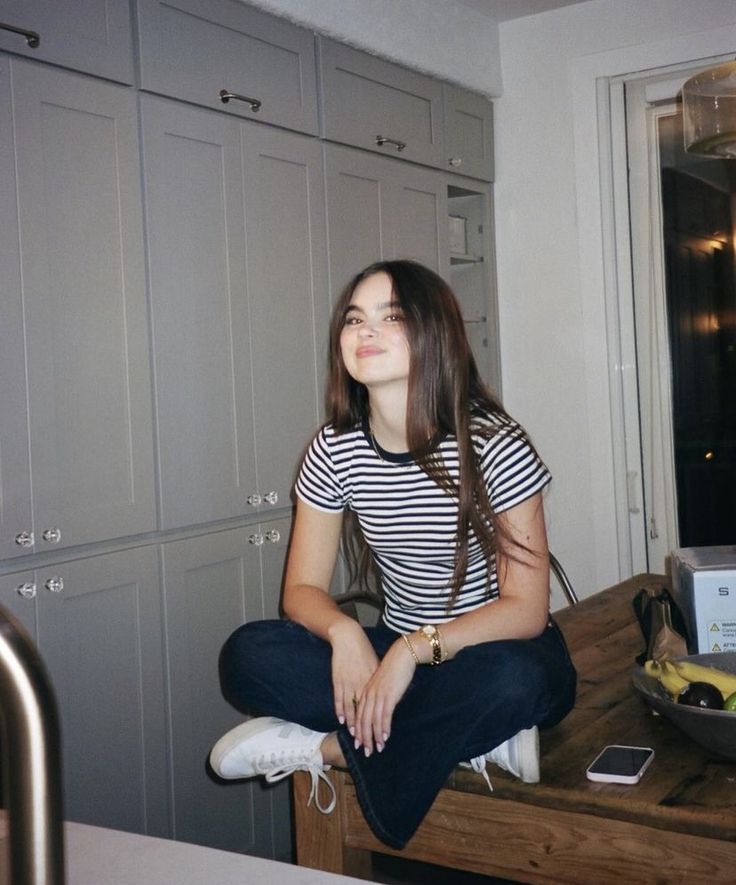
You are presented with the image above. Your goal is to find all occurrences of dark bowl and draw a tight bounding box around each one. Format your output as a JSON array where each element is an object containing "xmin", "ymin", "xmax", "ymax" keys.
[{"xmin": 632, "ymin": 653, "xmax": 736, "ymax": 761}]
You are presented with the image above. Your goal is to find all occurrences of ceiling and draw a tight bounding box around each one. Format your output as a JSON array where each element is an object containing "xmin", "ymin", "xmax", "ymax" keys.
[{"xmin": 457, "ymin": 0, "xmax": 593, "ymax": 21}]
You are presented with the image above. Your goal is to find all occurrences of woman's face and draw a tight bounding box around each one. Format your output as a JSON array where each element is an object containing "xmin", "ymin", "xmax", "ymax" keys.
[{"xmin": 339, "ymin": 272, "xmax": 411, "ymax": 391}]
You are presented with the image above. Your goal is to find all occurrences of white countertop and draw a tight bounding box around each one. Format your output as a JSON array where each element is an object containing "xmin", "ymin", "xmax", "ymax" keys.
[{"xmin": 1, "ymin": 821, "xmax": 375, "ymax": 885}]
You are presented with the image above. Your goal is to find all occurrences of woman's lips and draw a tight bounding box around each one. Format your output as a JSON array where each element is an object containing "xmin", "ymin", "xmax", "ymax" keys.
[{"xmin": 356, "ymin": 346, "xmax": 384, "ymax": 358}]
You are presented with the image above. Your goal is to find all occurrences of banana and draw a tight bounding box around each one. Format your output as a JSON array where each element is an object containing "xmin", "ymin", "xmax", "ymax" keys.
[
  {"xmin": 644, "ymin": 659, "xmax": 689, "ymax": 699},
  {"xmin": 666, "ymin": 659, "xmax": 736, "ymax": 700}
]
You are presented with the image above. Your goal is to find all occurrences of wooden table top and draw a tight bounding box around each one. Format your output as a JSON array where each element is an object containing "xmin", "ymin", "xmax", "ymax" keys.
[{"xmin": 449, "ymin": 573, "xmax": 736, "ymax": 843}]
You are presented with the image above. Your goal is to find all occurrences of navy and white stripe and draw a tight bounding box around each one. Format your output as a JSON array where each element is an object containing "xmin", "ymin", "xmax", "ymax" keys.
[{"xmin": 294, "ymin": 412, "xmax": 551, "ymax": 633}]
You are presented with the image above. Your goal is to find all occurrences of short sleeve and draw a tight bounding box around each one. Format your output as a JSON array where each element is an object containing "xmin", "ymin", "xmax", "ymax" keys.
[
  {"xmin": 294, "ymin": 426, "xmax": 347, "ymax": 513},
  {"xmin": 481, "ymin": 424, "xmax": 551, "ymax": 513}
]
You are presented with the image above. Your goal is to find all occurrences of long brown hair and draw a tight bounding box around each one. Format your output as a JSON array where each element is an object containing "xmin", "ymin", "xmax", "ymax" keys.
[{"xmin": 327, "ymin": 259, "xmax": 531, "ymax": 607}]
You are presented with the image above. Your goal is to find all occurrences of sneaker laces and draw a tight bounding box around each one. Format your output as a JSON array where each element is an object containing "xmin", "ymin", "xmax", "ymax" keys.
[
  {"xmin": 466, "ymin": 756, "xmax": 493, "ymax": 793},
  {"xmin": 265, "ymin": 763, "xmax": 336, "ymax": 814}
]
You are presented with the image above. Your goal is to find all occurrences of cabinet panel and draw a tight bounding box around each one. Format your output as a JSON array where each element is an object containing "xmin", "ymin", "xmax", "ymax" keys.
[
  {"xmin": 9, "ymin": 59, "xmax": 156, "ymax": 550},
  {"xmin": 162, "ymin": 527, "xmax": 290, "ymax": 858},
  {"xmin": 34, "ymin": 547, "xmax": 169, "ymax": 836},
  {"xmin": 136, "ymin": 0, "xmax": 318, "ymax": 134},
  {"xmin": 0, "ymin": 59, "xmax": 32, "ymax": 560},
  {"xmin": 141, "ymin": 96, "xmax": 257, "ymax": 529},
  {"xmin": 324, "ymin": 144, "xmax": 446, "ymax": 297},
  {"xmin": 0, "ymin": 0, "xmax": 133, "ymax": 83},
  {"xmin": 319, "ymin": 37, "xmax": 444, "ymax": 168},
  {"xmin": 443, "ymin": 85, "xmax": 494, "ymax": 182},
  {"xmin": 242, "ymin": 124, "xmax": 328, "ymax": 505}
]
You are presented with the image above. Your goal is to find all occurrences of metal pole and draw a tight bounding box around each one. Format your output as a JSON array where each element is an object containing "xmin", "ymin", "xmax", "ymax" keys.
[{"xmin": 0, "ymin": 607, "xmax": 65, "ymax": 885}]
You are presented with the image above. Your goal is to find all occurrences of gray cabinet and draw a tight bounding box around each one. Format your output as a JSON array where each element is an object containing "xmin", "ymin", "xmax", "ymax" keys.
[
  {"xmin": 0, "ymin": 546, "xmax": 169, "ymax": 837},
  {"xmin": 324, "ymin": 143, "xmax": 449, "ymax": 297},
  {"xmin": 161, "ymin": 518, "xmax": 291, "ymax": 858},
  {"xmin": 0, "ymin": 0, "xmax": 133, "ymax": 83},
  {"xmin": 319, "ymin": 37, "xmax": 444, "ymax": 169},
  {"xmin": 443, "ymin": 84, "xmax": 494, "ymax": 182},
  {"xmin": 136, "ymin": 0, "xmax": 319, "ymax": 134},
  {"xmin": 142, "ymin": 94, "xmax": 328, "ymax": 530},
  {"xmin": 0, "ymin": 57, "xmax": 156, "ymax": 558}
]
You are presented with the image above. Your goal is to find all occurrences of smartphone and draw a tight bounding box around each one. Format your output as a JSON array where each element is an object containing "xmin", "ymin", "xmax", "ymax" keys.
[{"xmin": 585, "ymin": 744, "xmax": 655, "ymax": 784}]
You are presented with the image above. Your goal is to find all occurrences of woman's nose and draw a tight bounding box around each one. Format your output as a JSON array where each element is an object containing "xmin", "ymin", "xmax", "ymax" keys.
[{"xmin": 358, "ymin": 320, "xmax": 378, "ymax": 337}]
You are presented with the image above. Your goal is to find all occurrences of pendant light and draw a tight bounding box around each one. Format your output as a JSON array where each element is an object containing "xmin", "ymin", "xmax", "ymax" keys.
[{"xmin": 682, "ymin": 59, "xmax": 736, "ymax": 158}]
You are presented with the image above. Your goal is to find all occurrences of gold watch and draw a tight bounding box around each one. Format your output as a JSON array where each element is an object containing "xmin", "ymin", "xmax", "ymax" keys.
[{"xmin": 419, "ymin": 624, "xmax": 444, "ymax": 665}]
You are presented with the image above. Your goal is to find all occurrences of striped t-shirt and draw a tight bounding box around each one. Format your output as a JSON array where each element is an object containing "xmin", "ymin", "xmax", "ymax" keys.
[{"xmin": 294, "ymin": 411, "xmax": 551, "ymax": 633}]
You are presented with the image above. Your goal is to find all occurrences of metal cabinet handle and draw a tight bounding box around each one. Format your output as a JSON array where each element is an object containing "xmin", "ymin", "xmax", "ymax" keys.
[
  {"xmin": 248, "ymin": 533, "xmax": 264, "ymax": 546},
  {"xmin": 0, "ymin": 22, "xmax": 40, "ymax": 48},
  {"xmin": 15, "ymin": 531, "xmax": 34, "ymax": 549},
  {"xmin": 247, "ymin": 494, "xmax": 262, "ymax": 506},
  {"xmin": 219, "ymin": 89, "xmax": 261, "ymax": 112},
  {"xmin": 42, "ymin": 528, "xmax": 62, "ymax": 544},
  {"xmin": 376, "ymin": 135, "xmax": 406, "ymax": 152},
  {"xmin": 264, "ymin": 529, "xmax": 280, "ymax": 543},
  {"xmin": 263, "ymin": 491, "xmax": 278, "ymax": 505},
  {"xmin": 16, "ymin": 583, "xmax": 37, "ymax": 600},
  {"xmin": 44, "ymin": 577, "xmax": 64, "ymax": 594},
  {"xmin": 448, "ymin": 157, "xmax": 463, "ymax": 167}
]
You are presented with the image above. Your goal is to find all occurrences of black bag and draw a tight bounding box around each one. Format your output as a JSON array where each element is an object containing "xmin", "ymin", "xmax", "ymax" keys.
[{"xmin": 632, "ymin": 586, "xmax": 690, "ymax": 665}]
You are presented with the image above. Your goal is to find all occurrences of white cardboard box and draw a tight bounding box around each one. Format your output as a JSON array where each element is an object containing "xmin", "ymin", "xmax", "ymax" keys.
[{"xmin": 670, "ymin": 546, "xmax": 736, "ymax": 654}]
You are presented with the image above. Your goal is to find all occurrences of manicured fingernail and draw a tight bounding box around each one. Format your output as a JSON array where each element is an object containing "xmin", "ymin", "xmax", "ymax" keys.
[
  {"xmin": 349, "ymin": 726, "xmax": 355, "ymax": 737},
  {"xmin": 354, "ymin": 738, "xmax": 360, "ymax": 750},
  {"xmin": 364, "ymin": 747, "xmax": 371, "ymax": 758},
  {"xmin": 383, "ymin": 733, "xmax": 389, "ymax": 742},
  {"xmin": 377, "ymin": 743, "xmax": 384, "ymax": 753},
  {"xmin": 338, "ymin": 715, "xmax": 345, "ymax": 725}
]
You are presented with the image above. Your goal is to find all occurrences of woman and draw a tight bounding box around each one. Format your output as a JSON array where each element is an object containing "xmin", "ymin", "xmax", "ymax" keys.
[{"xmin": 210, "ymin": 260, "xmax": 576, "ymax": 849}]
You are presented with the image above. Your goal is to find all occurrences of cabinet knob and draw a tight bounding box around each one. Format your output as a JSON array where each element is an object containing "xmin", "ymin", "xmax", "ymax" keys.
[
  {"xmin": 15, "ymin": 530, "xmax": 34, "ymax": 548},
  {"xmin": 264, "ymin": 529, "xmax": 281, "ymax": 543},
  {"xmin": 44, "ymin": 576, "xmax": 64, "ymax": 593},
  {"xmin": 248, "ymin": 533, "xmax": 264, "ymax": 546},
  {"xmin": 42, "ymin": 527, "xmax": 62, "ymax": 544},
  {"xmin": 219, "ymin": 89, "xmax": 262, "ymax": 112},
  {"xmin": 448, "ymin": 157, "xmax": 463, "ymax": 167},
  {"xmin": 247, "ymin": 494, "xmax": 262, "ymax": 506},
  {"xmin": 16, "ymin": 582, "xmax": 37, "ymax": 599},
  {"xmin": 263, "ymin": 491, "xmax": 278, "ymax": 505}
]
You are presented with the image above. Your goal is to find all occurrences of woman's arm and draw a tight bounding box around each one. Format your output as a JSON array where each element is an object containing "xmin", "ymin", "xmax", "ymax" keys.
[
  {"xmin": 283, "ymin": 498, "xmax": 380, "ymax": 730},
  {"xmin": 413, "ymin": 491, "xmax": 551, "ymax": 661},
  {"xmin": 353, "ymin": 492, "xmax": 551, "ymax": 754}
]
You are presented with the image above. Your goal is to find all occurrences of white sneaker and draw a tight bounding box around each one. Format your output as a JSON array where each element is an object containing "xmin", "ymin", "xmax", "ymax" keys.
[
  {"xmin": 461, "ymin": 726, "xmax": 540, "ymax": 789},
  {"xmin": 209, "ymin": 716, "xmax": 336, "ymax": 813},
  {"xmin": 486, "ymin": 726, "xmax": 540, "ymax": 783}
]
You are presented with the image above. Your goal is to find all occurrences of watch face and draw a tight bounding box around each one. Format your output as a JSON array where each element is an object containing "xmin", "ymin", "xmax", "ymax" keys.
[{"xmin": 422, "ymin": 625, "xmax": 435, "ymax": 637}]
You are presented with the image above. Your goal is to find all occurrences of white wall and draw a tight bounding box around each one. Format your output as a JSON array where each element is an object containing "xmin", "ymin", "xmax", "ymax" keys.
[
  {"xmin": 495, "ymin": 0, "xmax": 736, "ymax": 597},
  {"xmin": 244, "ymin": 0, "xmax": 502, "ymax": 94}
]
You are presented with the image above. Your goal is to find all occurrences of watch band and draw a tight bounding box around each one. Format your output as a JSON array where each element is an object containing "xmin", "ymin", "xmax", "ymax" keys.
[{"xmin": 420, "ymin": 624, "xmax": 444, "ymax": 665}]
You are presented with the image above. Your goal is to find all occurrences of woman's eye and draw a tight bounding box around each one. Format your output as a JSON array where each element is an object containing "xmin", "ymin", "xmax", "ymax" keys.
[
  {"xmin": 344, "ymin": 316, "xmax": 361, "ymax": 326},
  {"xmin": 385, "ymin": 313, "xmax": 404, "ymax": 323}
]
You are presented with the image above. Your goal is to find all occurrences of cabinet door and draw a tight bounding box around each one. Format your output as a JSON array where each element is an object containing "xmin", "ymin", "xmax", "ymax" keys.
[
  {"xmin": 136, "ymin": 0, "xmax": 318, "ymax": 135},
  {"xmin": 319, "ymin": 37, "xmax": 444, "ymax": 168},
  {"xmin": 0, "ymin": 0, "xmax": 133, "ymax": 83},
  {"xmin": 12, "ymin": 60, "xmax": 156, "ymax": 550},
  {"xmin": 443, "ymin": 85, "xmax": 494, "ymax": 182},
  {"xmin": 35, "ymin": 547, "xmax": 169, "ymax": 836},
  {"xmin": 0, "ymin": 58, "xmax": 32, "ymax": 559},
  {"xmin": 324, "ymin": 144, "xmax": 447, "ymax": 297},
  {"xmin": 141, "ymin": 96, "xmax": 257, "ymax": 530},
  {"xmin": 162, "ymin": 528, "xmax": 289, "ymax": 858},
  {"xmin": 241, "ymin": 124, "xmax": 329, "ymax": 508}
]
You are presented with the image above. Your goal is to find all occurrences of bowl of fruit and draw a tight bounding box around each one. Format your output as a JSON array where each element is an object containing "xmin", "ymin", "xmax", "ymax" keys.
[{"xmin": 632, "ymin": 654, "xmax": 736, "ymax": 760}]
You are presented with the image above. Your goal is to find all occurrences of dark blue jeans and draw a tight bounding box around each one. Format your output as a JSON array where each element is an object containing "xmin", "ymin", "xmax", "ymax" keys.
[{"xmin": 219, "ymin": 617, "xmax": 576, "ymax": 849}]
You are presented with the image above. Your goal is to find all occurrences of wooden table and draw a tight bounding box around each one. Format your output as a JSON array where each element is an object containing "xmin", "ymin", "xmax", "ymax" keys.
[{"xmin": 293, "ymin": 574, "xmax": 736, "ymax": 885}]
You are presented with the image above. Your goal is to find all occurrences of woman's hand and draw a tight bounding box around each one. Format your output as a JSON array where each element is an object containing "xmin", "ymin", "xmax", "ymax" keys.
[
  {"xmin": 353, "ymin": 638, "xmax": 416, "ymax": 756},
  {"xmin": 329, "ymin": 619, "xmax": 380, "ymax": 734}
]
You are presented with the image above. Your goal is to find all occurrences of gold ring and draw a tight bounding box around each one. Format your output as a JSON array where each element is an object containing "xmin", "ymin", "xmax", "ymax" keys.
[{"xmin": 352, "ymin": 696, "xmax": 359, "ymax": 708}]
